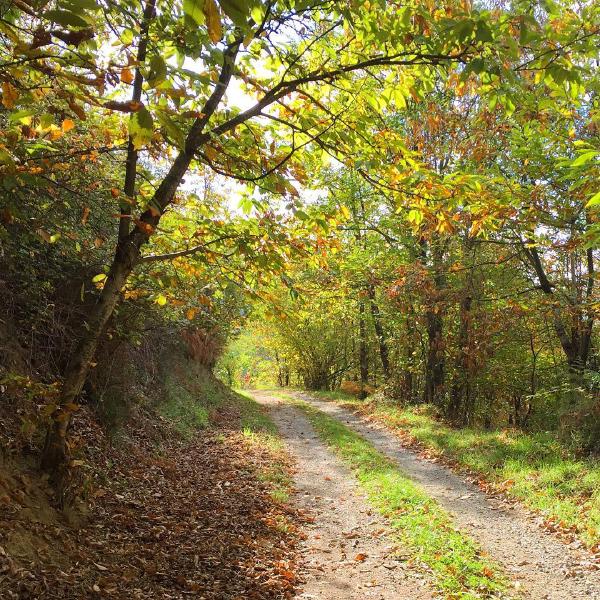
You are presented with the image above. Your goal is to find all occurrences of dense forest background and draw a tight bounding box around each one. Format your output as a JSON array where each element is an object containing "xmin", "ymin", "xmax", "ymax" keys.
[{"xmin": 0, "ymin": 0, "xmax": 598, "ymax": 494}]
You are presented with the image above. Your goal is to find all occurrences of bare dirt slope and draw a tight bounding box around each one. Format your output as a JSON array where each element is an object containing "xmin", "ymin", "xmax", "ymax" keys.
[
  {"xmin": 252, "ymin": 391, "xmax": 433, "ymax": 600},
  {"xmin": 296, "ymin": 392, "xmax": 600, "ymax": 600}
]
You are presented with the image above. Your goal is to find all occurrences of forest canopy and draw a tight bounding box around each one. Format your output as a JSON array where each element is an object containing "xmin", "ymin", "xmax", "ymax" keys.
[{"xmin": 0, "ymin": 0, "xmax": 599, "ymax": 484}]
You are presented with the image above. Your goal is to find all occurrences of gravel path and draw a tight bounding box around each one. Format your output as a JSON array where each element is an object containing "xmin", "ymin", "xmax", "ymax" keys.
[
  {"xmin": 252, "ymin": 392, "xmax": 433, "ymax": 600},
  {"xmin": 296, "ymin": 392, "xmax": 600, "ymax": 600}
]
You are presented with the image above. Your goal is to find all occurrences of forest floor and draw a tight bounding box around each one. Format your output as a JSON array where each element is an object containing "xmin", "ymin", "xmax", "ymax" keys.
[
  {"xmin": 0, "ymin": 384, "xmax": 301, "ymax": 599},
  {"xmin": 250, "ymin": 390, "xmax": 600, "ymax": 600}
]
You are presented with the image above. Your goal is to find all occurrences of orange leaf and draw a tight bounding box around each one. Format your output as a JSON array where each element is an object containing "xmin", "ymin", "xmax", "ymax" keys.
[
  {"xmin": 62, "ymin": 118, "xmax": 75, "ymax": 132},
  {"xmin": 1, "ymin": 82, "xmax": 18, "ymax": 109},
  {"xmin": 81, "ymin": 206, "xmax": 90, "ymax": 225},
  {"xmin": 354, "ymin": 553, "xmax": 367, "ymax": 562},
  {"xmin": 121, "ymin": 67, "xmax": 134, "ymax": 84}
]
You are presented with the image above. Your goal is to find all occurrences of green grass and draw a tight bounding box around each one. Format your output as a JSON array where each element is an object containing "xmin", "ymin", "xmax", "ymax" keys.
[
  {"xmin": 312, "ymin": 391, "xmax": 600, "ymax": 550},
  {"xmin": 279, "ymin": 393, "xmax": 511, "ymax": 599},
  {"xmin": 234, "ymin": 391, "xmax": 293, "ymax": 504},
  {"xmin": 159, "ymin": 370, "xmax": 216, "ymax": 437}
]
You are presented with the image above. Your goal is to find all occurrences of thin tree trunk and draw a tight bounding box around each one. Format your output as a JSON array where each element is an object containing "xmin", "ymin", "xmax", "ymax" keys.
[
  {"xmin": 423, "ymin": 241, "xmax": 446, "ymax": 406},
  {"xmin": 368, "ymin": 284, "xmax": 390, "ymax": 380},
  {"xmin": 41, "ymin": 41, "xmax": 242, "ymax": 481},
  {"xmin": 358, "ymin": 299, "xmax": 368, "ymax": 398},
  {"xmin": 119, "ymin": 0, "xmax": 156, "ymax": 241}
]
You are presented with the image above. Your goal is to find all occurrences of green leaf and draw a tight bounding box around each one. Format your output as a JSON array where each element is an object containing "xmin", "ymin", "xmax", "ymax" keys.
[
  {"xmin": 250, "ymin": 4, "xmax": 263, "ymax": 24},
  {"xmin": 129, "ymin": 107, "xmax": 154, "ymax": 149},
  {"xmin": 61, "ymin": 0, "xmax": 100, "ymax": 11},
  {"xmin": 585, "ymin": 191, "xmax": 600, "ymax": 208},
  {"xmin": 183, "ymin": 0, "xmax": 205, "ymax": 26},
  {"xmin": 475, "ymin": 20, "xmax": 493, "ymax": 43},
  {"xmin": 146, "ymin": 55, "xmax": 167, "ymax": 87},
  {"xmin": 218, "ymin": 0, "xmax": 250, "ymax": 27},
  {"xmin": 571, "ymin": 151, "xmax": 597, "ymax": 167},
  {"xmin": 156, "ymin": 111, "xmax": 185, "ymax": 148},
  {"xmin": 43, "ymin": 9, "xmax": 89, "ymax": 27},
  {"xmin": 407, "ymin": 209, "xmax": 423, "ymax": 225},
  {"xmin": 92, "ymin": 273, "xmax": 107, "ymax": 283},
  {"xmin": 8, "ymin": 108, "xmax": 36, "ymax": 122}
]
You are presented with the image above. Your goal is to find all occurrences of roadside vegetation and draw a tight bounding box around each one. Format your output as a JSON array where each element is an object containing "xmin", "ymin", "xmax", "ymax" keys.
[{"xmin": 311, "ymin": 390, "xmax": 600, "ymax": 551}]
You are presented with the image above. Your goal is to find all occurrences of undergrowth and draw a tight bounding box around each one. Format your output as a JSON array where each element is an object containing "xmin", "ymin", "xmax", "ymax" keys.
[
  {"xmin": 279, "ymin": 393, "xmax": 511, "ymax": 599},
  {"xmin": 312, "ymin": 390, "xmax": 600, "ymax": 550}
]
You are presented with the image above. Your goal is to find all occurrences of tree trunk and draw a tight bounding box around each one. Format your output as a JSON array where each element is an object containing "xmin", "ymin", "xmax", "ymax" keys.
[
  {"xmin": 41, "ymin": 237, "xmax": 140, "ymax": 479},
  {"xmin": 448, "ymin": 293, "xmax": 472, "ymax": 423},
  {"xmin": 423, "ymin": 309, "xmax": 445, "ymax": 405},
  {"xmin": 41, "ymin": 39, "xmax": 243, "ymax": 482},
  {"xmin": 422, "ymin": 241, "xmax": 446, "ymax": 406},
  {"xmin": 368, "ymin": 284, "xmax": 390, "ymax": 380},
  {"xmin": 358, "ymin": 299, "xmax": 368, "ymax": 398}
]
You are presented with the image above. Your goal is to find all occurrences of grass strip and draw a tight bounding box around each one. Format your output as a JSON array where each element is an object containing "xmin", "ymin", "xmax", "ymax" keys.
[
  {"xmin": 312, "ymin": 391, "xmax": 600, "ymax": 550},
  {"xmin": 234, "ymin": 391, "xmax": 293, "ymax": 504},
  {"xmin": 280, "ymin": 393, "xmax": 512, "ymax": 600}
]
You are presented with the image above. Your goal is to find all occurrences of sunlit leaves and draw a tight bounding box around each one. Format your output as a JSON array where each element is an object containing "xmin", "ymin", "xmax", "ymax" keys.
[
  {"xmin": 129, "ymin": 108, "xmax": 154, "ymax": 149},
  {"xmin": 183, "ymin": 0, "xmax": 205, "ymax": 26},
  {"xmin": 218, "ymin": 0, "xmax": 251, "ymax": 27},
  {"xmin": 203, "ymin": 0, "xmax": 222, "ymax": 43}
]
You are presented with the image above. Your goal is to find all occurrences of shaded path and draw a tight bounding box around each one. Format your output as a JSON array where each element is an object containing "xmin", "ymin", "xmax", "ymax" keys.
[
  {"xmin": 251, "ymin": 391, "xmax": 433, "ymax": 600},
  {"xmin": 296, "ymin": 392, "xmax": 600, "ymax": 600}
]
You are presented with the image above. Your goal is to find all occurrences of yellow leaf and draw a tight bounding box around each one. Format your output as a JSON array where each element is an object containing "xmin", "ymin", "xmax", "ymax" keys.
[
  {"xmin": 339, "ymin": 205, "xmax": 350, "ymax": 219},
  {"xmin": 62, "ymin": 118, "xmax": 75, "ymax": 132},
  {"xmin": 156, "ymin": 294, "xmax": 167, "ymax": 306},
  {"xmin": 1, "ymin": 82, "xmax": 18, "ymax": 109},
  {"xmin": 203, "ymin": 0, "xmax": 222, "ymax": 43}
]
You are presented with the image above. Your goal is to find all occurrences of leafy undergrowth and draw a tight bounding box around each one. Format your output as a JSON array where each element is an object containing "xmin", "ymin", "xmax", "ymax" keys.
[
  {"xmin": 282, "ymin": 394, "xmax": 511, "ymax": 600},
  {"xmin": 0, "ymin": 377, "xmax": 299, "ymax": 599},
  {"xmin": 313, "ymin": 390, "xmax": 600, "ymax": 552}
]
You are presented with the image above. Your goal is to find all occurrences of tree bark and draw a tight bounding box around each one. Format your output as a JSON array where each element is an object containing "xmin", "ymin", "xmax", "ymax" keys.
[
  {"xmin": 119, "ymin": 0, "xmax": 156, "ymax": 242},
  {"xmin": 422, "ymin": 241, "xmax": 446, "ymax": 406},
  {"xmin": 368, "ymin": 284, "xmax": 390, "ymax": 380},
  {"xmin": 358, "ymin": 299, "xmax": 369, "ymax": 398}
]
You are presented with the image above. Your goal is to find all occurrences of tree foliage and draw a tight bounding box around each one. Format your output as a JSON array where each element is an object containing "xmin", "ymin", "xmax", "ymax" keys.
[{"xmin": 0, "ymin": 0, "xmax": 599, "ymax": 478}]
